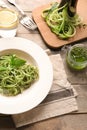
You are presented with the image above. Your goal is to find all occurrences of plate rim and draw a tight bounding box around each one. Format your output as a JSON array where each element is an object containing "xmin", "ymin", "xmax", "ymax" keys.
[{"xmin": 0, "ymin": 37, "xmax": 53, "ymax": 114}]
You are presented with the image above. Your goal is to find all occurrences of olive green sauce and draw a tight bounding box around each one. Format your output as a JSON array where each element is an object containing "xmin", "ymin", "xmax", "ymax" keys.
[
  {"xmin": 66, "ymin": 45, "xmax": 87, "ymax": 70},
  {"xmin": 70, "ymin": 46, "xmax": 87, "ymax": 62}
]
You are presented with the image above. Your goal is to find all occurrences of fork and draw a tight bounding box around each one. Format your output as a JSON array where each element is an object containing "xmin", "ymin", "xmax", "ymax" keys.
[{"xmin": 7, "ymin": 0, "xmax": 37, "ymax": 30}]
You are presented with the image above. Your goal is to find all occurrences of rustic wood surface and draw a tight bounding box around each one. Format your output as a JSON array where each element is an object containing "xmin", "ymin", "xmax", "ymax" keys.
[
  {"xmin": 0, "ymin": 0, "xmax": 87, "ymax": 129},
  {"xmin": 32, "ymin": 0, "xmax": 87, "ymax": 49}
]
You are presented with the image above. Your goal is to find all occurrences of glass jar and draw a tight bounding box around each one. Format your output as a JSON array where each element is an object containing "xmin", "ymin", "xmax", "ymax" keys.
[
  {"xmin": 66, "ymin": 44, "xmax": 87, "ymax": 70},
  {"xmin": 0, "ymin": 8, "xmax": 19, "ymax": 38}
]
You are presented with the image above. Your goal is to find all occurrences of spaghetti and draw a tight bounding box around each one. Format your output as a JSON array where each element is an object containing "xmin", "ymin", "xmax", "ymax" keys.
[{"xmin": 0, "ymin": 54, "xmax": 39, "ymax": 96}]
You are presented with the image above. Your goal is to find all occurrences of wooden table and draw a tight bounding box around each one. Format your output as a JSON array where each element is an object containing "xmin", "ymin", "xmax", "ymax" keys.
[{"xmin": 0, "ymin": 0, "xmax": 87, "ymax": 130}]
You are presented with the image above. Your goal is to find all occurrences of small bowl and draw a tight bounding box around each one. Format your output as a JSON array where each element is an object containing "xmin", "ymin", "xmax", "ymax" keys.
[{"xmin": 66, "ymin": 44, "xmax": 87, "ymax": 70}]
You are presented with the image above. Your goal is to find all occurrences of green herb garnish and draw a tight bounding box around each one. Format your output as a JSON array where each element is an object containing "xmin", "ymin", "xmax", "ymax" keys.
[
  {"xmin": 0, "ymin": 54, "xmax": 39, "ymax": 96},
  {"xmin": 10, "ymin": 54, "xmax": 26, "ymax": 67}
]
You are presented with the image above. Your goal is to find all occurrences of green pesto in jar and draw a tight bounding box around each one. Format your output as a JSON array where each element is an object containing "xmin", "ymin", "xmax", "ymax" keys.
[
  {"xmin": 66, "ymin": 45, "xmax": 87, "ymax": 70},
  {"xmin": 70, "ymin": 46, "xmax": 87, "ymax": 62}
]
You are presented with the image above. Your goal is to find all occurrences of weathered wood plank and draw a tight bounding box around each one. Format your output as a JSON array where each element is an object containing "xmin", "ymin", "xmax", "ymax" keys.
[
  {"xmin": 0, "ymin": 1, "xmax": 87, "ymax": 130},
  {"xmin": 17, "ymin": 33, "xmax": 48, "ymax": 49},
  {"xmin": 0, "ymin": 116, "xmax": 15, "ymax": 130},
  {"xmin": 0, "ymin": 114, "xmax": 87, "ymax": 130},
  {"xmin": 17, "ymin": 114, "xmax": 87, "ymax": 130},
  {"xmin": 15, "ymin": 0, "xmax": 58, "ymax": 11},
  {"xmin": 73, "ymin": 85, "xmax": 87, "ymax": 113},
  {"xmin": 4, "ymin": 0, "xmax": 58, "ymax": 11},
  {"xmin": 17, "ymin": 23, "xmax": 39, "ymax": 34}
]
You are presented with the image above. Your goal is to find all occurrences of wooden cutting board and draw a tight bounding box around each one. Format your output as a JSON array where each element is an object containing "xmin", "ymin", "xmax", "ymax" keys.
[{"xmin": 32, "ymin": 0, "xmax": 87, "ymax": 49}]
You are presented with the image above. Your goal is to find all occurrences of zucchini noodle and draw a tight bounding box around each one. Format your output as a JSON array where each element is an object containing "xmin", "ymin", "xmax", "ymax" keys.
[
  {"xmin": 0, "ymin": 54, "xmax": 39, "ymax": 96},
  {"xmin": 42, "ymin": 2, "xmax": 82, "ymax": 39}
]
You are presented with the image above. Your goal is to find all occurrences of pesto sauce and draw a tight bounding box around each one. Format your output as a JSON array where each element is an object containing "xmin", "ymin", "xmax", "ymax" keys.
[
  {"xmin": 67, "ymin": 45, "xmax": 87, "ymax": 70},
  {"xmin": 70, "ymin": 46, "xmax": 87, "ymax": 63}
]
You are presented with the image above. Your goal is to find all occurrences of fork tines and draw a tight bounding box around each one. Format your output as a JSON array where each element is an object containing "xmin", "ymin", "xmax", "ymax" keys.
[{"xmin": 20, "ymin": 16, "xmax": 37, "ymax": 30}]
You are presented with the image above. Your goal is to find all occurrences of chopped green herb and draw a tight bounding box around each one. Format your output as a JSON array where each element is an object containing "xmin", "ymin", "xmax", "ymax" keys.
[{"xmin": 66, "ymin": 45, "xmax": 87, "ymax": 70}]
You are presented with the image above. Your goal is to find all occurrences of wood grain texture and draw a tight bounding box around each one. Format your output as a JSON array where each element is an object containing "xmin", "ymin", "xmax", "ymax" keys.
[
  {"xmin": 17, "ymin": 114, "xmax": 87, "ymax": 130},
  {"xmin": 32, "ymin": 0, "xmax": 87, "ymax": 49},
  {"xmin": 0, "ymin": 0, "xmax": 87, "ymax": 130},
  {"xmin": 0, "ymin": 114, "xmax": 87, "ymax": 130}
]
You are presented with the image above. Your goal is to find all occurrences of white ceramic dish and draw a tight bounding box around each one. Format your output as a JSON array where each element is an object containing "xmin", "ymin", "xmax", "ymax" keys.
[{"xmin": 0, "ymin": 37, "xmax": 53, "ymax": 114}]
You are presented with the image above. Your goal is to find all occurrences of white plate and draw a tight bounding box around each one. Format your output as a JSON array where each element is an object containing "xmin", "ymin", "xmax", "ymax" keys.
[{"xmin": 0, "ymin": 37, "xmax": 53, "ymax": 114}]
